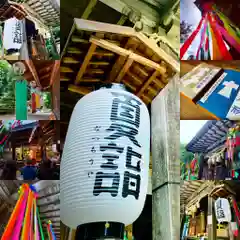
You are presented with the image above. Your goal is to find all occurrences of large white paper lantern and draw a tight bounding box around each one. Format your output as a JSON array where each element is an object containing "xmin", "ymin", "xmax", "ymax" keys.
[
  {"xmin": 215, "ymin": 198, "xmax": 232, "ymax": 223},
  {"xmin": 60, "ymin": 84, "xmax": 150, "ymax": 235}
]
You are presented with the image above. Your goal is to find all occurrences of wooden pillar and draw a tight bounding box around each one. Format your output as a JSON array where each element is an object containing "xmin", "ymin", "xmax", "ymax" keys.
[
  {"xmin": 207, "ymin": 196, "xmax": 216, "ymax": 240},
  {"xmin": 151, "ymin": 74, "xmax": 180, "ymax": 240},
  {"xmin": 51, "ymin": 74, "xmax": 60, "ymax": 119}
]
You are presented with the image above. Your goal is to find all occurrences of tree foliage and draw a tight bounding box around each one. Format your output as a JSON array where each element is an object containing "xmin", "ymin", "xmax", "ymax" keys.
[
  {"xmin": 0, "ymin": 61, "xmax": 15, "ymax": 114},
  {"xmin": 180, "ymin": 20, "xmax": 192, "ymax": 43}
]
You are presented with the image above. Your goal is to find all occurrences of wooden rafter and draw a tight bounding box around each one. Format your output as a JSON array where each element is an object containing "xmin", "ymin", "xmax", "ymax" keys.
[
  {"xmin": 50, "ymin": 60, "xmax": 60, "ymax": 86},
  {"xmin": 108, "ymin": 37, "xmax": 139, "ymax": 83},
  {"xmin": 90, "ymin": 37, "xmax": 166, "ymax": 74},
  {"xmin": 115, "ymin": 58, "xmax": 134, "ymax": 82},
  {"xmin": 137, "ymin": 70, "xmax": 159, "ymax": 96},
  {"xmin": 25, "ymin": 60, "xmax": 42, "ymax": 88},
  {"xmin": 75, "ymin": 43, "xmax": 97, "ymax": 84}
]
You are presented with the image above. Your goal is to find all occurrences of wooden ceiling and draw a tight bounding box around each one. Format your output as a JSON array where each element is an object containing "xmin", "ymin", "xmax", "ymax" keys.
[
  {"xmin": 60, "ymin": 19, "xmax": 180, "ymax": 126},
  {"xmin": 15, "ymin": 60, "xmax": 60, "ymax": 89},
  {"xmin": 22, "ymin": 0, "xmax": 60, "ymax": 27},
  {"xmin": 0, "ymin": 1, "xmax": 27, "ymax": 21}
]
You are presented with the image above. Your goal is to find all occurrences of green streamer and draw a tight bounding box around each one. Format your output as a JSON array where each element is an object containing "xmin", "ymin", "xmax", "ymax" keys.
[
  {"xmin": 36, "ymin": 204, "xmax": 45, "ymax": 240},
  {"xmin": 15, "ymin": 80, "xmax": 27, "ymax": 120}
]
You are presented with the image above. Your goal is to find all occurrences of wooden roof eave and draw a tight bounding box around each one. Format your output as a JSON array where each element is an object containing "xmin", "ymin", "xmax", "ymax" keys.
[
  {"xmin": 25, "ymin": 60, "xmax": 42, "ymax": 89},
  {"xmin": 61, "ymin": 18, "xmax": 136, "ymax": 60},
  {"xmin": 136, "ymin": 32, "xmax": 180, "ymax": 73}
]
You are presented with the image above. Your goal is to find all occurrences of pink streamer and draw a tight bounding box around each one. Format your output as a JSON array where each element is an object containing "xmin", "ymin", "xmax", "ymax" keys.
[
  {"xmin": 11, "ymin": 191, "xmax": 28, "ymax": 240},
  {"xmin": 216, "ymin": 24, "xmax": 240, "ymax": 53}
]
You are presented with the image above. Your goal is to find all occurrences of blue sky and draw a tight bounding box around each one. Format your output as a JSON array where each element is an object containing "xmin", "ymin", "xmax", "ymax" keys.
[{"xmin": 180, "ymin": 120, "xmax": 208, "ymax": 144}]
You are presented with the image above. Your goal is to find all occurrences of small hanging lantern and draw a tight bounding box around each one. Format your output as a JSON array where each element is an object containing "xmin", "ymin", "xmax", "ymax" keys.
[
  {"xmin": 214, "ymin": 198, "xmax": 232, "ymax": 223},
  {"xmin": 60, "ymin": 84, "xmax": 150, "ymax": 239}
]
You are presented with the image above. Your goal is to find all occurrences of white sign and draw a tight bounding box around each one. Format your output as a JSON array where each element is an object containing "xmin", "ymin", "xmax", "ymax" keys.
[
  {"xmin": 60, "ymin": 87, "xmax": 150, "ymax": 228},
  {"xmin": 3, "ymin": 17, "xmax": 23, "ymax": 50}
]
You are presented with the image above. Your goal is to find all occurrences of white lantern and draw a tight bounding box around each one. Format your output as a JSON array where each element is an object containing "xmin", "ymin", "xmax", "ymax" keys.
[
  {"xmin": 60, "ymin": 85, "xmax": 150, "ymax": 234},
  {"xmin": 215, "ymin": 198, "xmax": 232, "ymax": 223}
]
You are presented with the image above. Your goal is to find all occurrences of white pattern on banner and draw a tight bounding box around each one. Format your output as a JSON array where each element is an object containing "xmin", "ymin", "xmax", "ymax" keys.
[
  {"xmin": 200, "ymin": 72, "xmax": 227, "ymax": 103},
  {"xmin": 226, "ymin": 90, "xmax": 240, "ymax": 119},
  {"xmin": 182, "ymin": 67, "xmax": 210, "ymax": 87},
  {"xmin": 3, "ymin": 17, "xmax": 23, "ymax": 50},
  {"xmin": 218, "ymin": 81, "xmax": 239, "ymax": 99},
  {"xmin": 193, "ymin": 68, "xmax": 221, "ymax": 93}
]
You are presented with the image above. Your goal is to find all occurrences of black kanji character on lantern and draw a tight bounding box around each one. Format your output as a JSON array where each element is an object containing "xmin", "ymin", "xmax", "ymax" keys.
[
  {"xmin": 110, "ymin": 92, "xmax": 141, "ymax": 128},
  {"xmin": 91, "ymin": 147, "xmax": 96, "ymax": 153},
  {"xmin": 88, "ymin": 172, "xmax": 94, "ymax": 177},
  {"xmin": 92, "ymin": 137, "xmax": 100, "ymax": 140},
  {"xmin": 126, "ymin": 146, "xmax": 142, "ymax": 172},
  {"xmin": 122, "ymin": 171, "xmax": 141, "ymax": 200},
  {"xmin": 216, "ymin": 200, "xmax": 225, "ymax": 219},
  {"xmin": 94, "ymin": 126, "xmax": 101, "ymax": 132},
  {"xmin": 89, "ymin": 159, "xmax": 94, "ymax": 165},
  {"xmin": 93, "ymin": 172, "xmax": 120, "ymax": 197},
  {"xmin": 105, "ymin": 124, "xmax": 141, "ymax": 147},
  {"xmin": 100, "ymin": 142, "xmax": 124, "ymax": 170},
  {"xmin": 13, "ymin": 22, "xmax": 22, "ymax": 44}
]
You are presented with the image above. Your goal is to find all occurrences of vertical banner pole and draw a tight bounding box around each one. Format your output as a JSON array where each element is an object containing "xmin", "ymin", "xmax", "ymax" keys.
[{"xmin": 15, "ymin": 80, "xmax": 28, "ymax": 120}]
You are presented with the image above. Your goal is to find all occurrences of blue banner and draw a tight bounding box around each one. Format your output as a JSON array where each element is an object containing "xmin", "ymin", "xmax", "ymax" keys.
[{"xmin": 197, "ymin": 70, "xmax": 240, "ymax": 118}]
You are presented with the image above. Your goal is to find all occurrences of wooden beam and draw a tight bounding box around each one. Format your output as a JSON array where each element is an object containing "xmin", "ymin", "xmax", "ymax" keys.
[
  {"xmin": 71, "ymin": 36, "xmax": 89, "ymax": 44},
  {"xmin": 122, "ymin": 79, "xmax": 136, "ymax": 92},
  {"xmin": 90, "ymin": 37, "xmax": 166, "ymax": 74},
  {"xmin": 62, "ymin": 57, "xmax": 79, "ymax": 64},
  {"xmin": 60, "ymin": 67, "xmax": 74, "ymax": 73},
  {"xmin": 86, "ymin": 69, "xmax": 104, "ymax": 74},
  {"xmin": 129, "ymin": 52, "xmax": 166, "ymax": 74},
  {"xmin": 74, "ymin": 18, "xmax": 136, "ymax": 36},
  {"xmin": 93, "ymin": 51, "xmax": 114, "ymax": 57},
  {"xmin": 25, "ymin": 60, "xmax": 42, "ymax": 88},
  {"xmin": 136, "ymin": 32, "xmax": 180, "ymax": 72},
  {"xmin": 115, "ymin": 58, "xmax": 134, "ymax": 83},
  {"xmin": 107, "ymin": 37, "xmax": 139, "ymax": 83},
  {"xmin": 67, "ymin": 47, "xmax": 82, "ymax": 54},
  {"xmin": 50, "ymin": 60, "xmax": 60, "ymax": 86},
  {"xmin": 90, "ymin": 37, "xmax": 128, "ymax": 57},
  {"xmin": 81, "ymin": 0, "xmax": 98, "ymax": 19},
  {"xmin": 207, "ymin": 196, "xmax": 216, "ymax": 240},
  {"xmin": 137, "ymin": 70, "xmax": 159, "ymax": 96},
  {"xmin": 75, "ymin": 43, "xmax": 97, "ymax": 84},
  {"xmin": 89, "ymin": 61, "xmax": 110, "ymax": 66}
]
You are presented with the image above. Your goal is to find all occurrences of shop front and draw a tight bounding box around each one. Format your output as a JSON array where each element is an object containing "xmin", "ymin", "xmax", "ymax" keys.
[
  {"xmin": 181, "ymin": 120, "xmax": 240, "ymax": 180},
  {"xmin": 181, "ymin": 181, "xmax": 240, "ymax": 240}
]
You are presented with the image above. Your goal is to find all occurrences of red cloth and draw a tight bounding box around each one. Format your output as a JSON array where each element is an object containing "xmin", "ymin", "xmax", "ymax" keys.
[
  {"xmin": 180, "ymin": 15, "xmax": 205, "ymax": 59},
  {"xmin": 208, "ymin": 13, "xmax": 233, "ymax": 60}
]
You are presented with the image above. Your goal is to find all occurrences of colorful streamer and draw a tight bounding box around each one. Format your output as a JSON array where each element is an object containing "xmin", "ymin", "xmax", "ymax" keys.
[
  {"xmin": 1, "ymin": 183, "xmax": 56, "ymax": 240},
  {"xmin": 180, "ymin": 15, "xmax": 205, "ymax": 59},
  {"xmin": 181, "ymin": 2, "xmax": 240, "ymax": 60}
]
